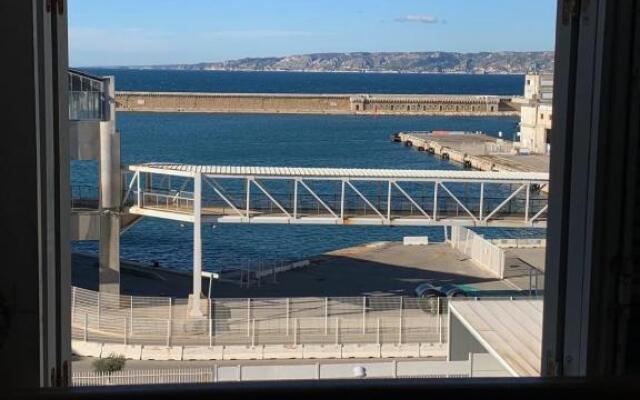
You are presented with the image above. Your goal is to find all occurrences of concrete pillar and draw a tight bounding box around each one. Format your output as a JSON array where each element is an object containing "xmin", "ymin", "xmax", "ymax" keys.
[
  {"xmin": 191, "ymin": 172, "xmax": 204, "ymax": 317},
  {"xmin": 98, "ymin": 77, "xmax": 122, "ymax": 295},
  {"xmin": 99, "ymin": 212, "xmax": 120, "ymax": 294}
]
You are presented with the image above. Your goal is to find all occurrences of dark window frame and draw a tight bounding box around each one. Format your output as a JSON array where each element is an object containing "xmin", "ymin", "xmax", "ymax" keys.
[{"xmin": 4, "ymin": 0, "xmax": 640, "ymax": 396}]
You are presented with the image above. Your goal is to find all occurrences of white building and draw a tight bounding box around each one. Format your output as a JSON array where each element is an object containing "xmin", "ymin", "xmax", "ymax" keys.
[{"xmin": 519, "ymin": 73, "xmax": 553, "ymax": 154}]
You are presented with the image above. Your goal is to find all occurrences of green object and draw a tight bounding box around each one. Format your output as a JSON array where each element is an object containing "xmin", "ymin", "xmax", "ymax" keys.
[
  {"xmin": 455, "ymin": 284, "xmax": 479, "ymax": 293},
  {"xmin": 92, "ymin": 353, "xmax": 126, "ymax": 373}
]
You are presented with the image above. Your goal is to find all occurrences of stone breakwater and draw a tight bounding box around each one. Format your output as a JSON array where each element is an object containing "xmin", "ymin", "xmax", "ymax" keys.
[{"xmin": 115, "ymin": 91, "xmax": 521, "ymax": 116}]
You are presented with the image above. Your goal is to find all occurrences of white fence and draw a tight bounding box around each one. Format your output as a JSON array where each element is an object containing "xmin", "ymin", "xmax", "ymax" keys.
[
  {"xmin": 73, "ymin": 368, "xmax": 215, "ymax": 386},
  {"xmin": 449, "ymin": 226, "xmax": 505, "ymax": 278},
  {"xmin": 71, "ymin": 287, "xmax": 448, "ymax": 348},
  {"xmin": 72, "ymin": 356, "xmax": 491, "ymax": 386}
]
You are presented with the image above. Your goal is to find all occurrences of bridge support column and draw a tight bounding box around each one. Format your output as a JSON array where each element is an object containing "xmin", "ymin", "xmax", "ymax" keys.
[
  {"xmin": 98, "ymin": 77, "xmax": 122, "ymax": 295},
  {"xmin": 99, "ymin": 212, "xmax": 120, "ymax": 294},
  {"xmin": 190, "ymin": 172, "xmax": 204, "ymax": 317}
]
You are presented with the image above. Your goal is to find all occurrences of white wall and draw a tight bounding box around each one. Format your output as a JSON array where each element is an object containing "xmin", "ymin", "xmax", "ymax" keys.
[{"xmin": 450, "ymin": 226, "xmax": 505, "ymax": 279}]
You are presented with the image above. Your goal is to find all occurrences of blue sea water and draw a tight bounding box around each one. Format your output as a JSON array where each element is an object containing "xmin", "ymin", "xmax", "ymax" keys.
[
  {"xmin": 72, "ymin": 71, "xmax": 544, "ymax": 272},
  {"xmin": 82, "ymin": 69, "xmax": 524, "ymax": 95}
]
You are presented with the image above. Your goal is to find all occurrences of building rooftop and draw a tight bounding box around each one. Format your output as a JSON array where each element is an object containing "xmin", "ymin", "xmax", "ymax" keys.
[{"xmin": 449, "ymin": 299, "xmax": 543, "ymax": 377}]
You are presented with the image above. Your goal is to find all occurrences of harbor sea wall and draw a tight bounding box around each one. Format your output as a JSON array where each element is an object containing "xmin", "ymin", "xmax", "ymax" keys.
[{"xmin": 115, "ymin": 91, "xmax": 520, "ymax": 115}]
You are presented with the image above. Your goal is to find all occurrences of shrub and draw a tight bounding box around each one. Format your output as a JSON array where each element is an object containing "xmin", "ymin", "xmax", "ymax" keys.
[{"xmin": 92, "ymin": 353, "xmax": 126, "ymax": 374}]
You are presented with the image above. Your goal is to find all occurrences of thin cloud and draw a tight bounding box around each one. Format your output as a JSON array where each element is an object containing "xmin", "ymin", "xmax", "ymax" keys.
[{"xmin": 395, "ymin": 15, "xmax": 440, "ymax": 24}]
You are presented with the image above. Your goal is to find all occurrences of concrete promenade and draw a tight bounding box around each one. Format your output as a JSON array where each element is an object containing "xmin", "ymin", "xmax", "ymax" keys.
[
  {"xmin": 115, "ymin": 91, "xmax": 520, "ymax": 116},
  {"xmin": 72, "ymin": 242, "xmax": 521, "ymax": 299}
]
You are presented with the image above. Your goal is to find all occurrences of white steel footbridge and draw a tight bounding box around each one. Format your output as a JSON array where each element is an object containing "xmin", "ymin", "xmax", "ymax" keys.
[
  {"xmin": 124, "ymin": 163, "xmax": 549, "ymax": 228},
  {"xmin": 116, "ymin": 163, "xmax": 549, "ymax": 317}
]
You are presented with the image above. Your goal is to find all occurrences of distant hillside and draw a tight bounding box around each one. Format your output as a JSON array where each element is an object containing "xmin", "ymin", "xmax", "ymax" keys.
[{"xmin": 146, "ymin": 51, "xmax": 554, "ymax": 74}]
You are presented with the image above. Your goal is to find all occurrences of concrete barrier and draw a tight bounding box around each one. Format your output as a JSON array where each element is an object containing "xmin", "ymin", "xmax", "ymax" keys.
[
  {"xmin": 141, "ymin": 345, "xmax": 183, "ymax": 361},
  {"xmin": 302, "ymin": 344, "xmax": 342, "ymax": 359},
  {"xmin": 71, "ymin": 341, "xmax": 103, "ymax": 358},
  {"xmin": 181, "ymin": 346, "xmax": 224, "ymax": 360},
  {"xmin": 223, "ymin": 345, "xmax": 264, "ymax": 360},
  {"xmin": 381, "ymin": 343, "xmax": 420, "ymax": 358},
  {"xmin": 420, "ymin": 342, "xmax": 447, "ymax": 358},
  {"xmin": 341, "ymin": 344, "xmax": 381, "ymax": 358},
  {"xmin": 403, "ymin": 236, "xmax": 429, "ymax": 246},
  {"xmin": 100, "ymin": 344, "xmax": 142, "ymax": 360},
  {"xmin": 262, "ymin": 345, "xmax": 304, "ymax": 360}
]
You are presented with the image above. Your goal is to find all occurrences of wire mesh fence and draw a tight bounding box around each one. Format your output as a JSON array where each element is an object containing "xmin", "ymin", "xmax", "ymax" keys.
[{"xmin": 71, "ymin": 287, "xmax": 448, "ymax": 347}]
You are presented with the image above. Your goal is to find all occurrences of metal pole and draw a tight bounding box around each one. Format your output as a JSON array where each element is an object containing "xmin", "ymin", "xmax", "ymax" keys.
[
  {"xmin": 166, "ymin": 319, "xmax": 171, "ymax": 347},
  {"xmin": 469, "ymin": 352, "xmax": 474, "ymax": 377},
  {"xmin": 191, "ymin": 171, "xmax": 203, "ymax": 317},
  {"xmin": 398, "ymin": 316, "xmax": 402, "ymax": 345},
  {"xmin": 433, "ymin": 181, "xmax": 439, "ymax": 220},
  {"xmin": 293, "ymin": 318, "xmax": 298, "ymax": 346},
  {"xmin": 525, "ymin": 182, "xmax": 531, "ymax": 223},
  {"xmin": 136, "ymin": 171, "xmax": 141, "ymax": 207},
  {"xmin": 340, "ymin": 180, "xmax": 345, "ymax": 220},
  {"xmin": 130, "ymin": 296, "xmax": 133, "ymax": 336},
  {"xmin": 247, "ymin": 298, "xmax": 251, "ymax": 337},
  {"xmin": 335, "ymin": 318, "xmax": 340, "ymax": 345},
  {"xmin": 362, "ymin": 296, "xmax": 366, "ymax": 334},
  {"xmin": 209, "ymin": 318, "xmax": 213, "ymax": 347},
  {"xmin": 377, "ymin": 318, "xmax": 381, "ymax": 345},
  {"xmin": 437, "ymin": 297, "xmax": 443, "ymax": 343},
  {"xmin": 251, "ymin": 319, "xmax": 256, "ymax": 347},
  {"xmin": 393, "ymin": 360, "xmax": 398, "ymax": 378},
  {"xmin": 324, "ymin": 297, "xmax": 329, "ymax": 335},
  {"xmin": 386, "ymin": 180, "xmax": 392, "ymax": 222},
  {"xmin": 479, "ymin": 182, "xmax": 485, "ymax": 221},
  {"xmin": 245, "ymin": 178, "xmax": 251, "ymax": 218},
  {"xmin": 286, "ymin": 298, "xmax": 290, "ymax": 336},
  {"xmin": 316, "ymin": 363, "xmax": 321, "ymax": 380},
  {"xmin": 293, "ymin": 179, "xmax": 298, "ymax": 219}
]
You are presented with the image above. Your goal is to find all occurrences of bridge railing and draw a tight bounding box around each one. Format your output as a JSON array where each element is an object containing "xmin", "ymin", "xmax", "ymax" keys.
[{"xmin": 133, "ymin": 187, "xmax": 547, "ymax": 221}]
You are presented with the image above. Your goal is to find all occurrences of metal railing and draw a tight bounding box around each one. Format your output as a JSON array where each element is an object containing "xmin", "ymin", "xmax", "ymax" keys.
[
  {"xmin": 73, "ymin": 368, "xmax": 215, "ymax": 386},
  {"xmin": 71, "ymin": 287, "xmax": 448, "ymax": 347},
  {"xmin": 136, "ymin": 188, "xmax": 548, "ymax": 221}
]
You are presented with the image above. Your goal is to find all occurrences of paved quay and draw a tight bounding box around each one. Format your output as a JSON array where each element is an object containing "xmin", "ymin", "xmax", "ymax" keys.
[
  {"xmin": 396, "ymin": 131, "xmax": 550, "ymax": 173},
  {"xmin": 73, "ymin": 241, "xmax": 524, "ymax": 299}
]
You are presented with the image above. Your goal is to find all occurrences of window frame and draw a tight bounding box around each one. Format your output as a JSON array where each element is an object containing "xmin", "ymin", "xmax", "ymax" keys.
[{"xmin": 4, "ymin": 0, "xmax": 640, "ymax": 395}]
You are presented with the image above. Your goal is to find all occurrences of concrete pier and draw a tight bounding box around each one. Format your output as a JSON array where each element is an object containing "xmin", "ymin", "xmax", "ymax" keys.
[
  {"xmin": 396, "ymin": 131, "xmax": 549, "ymax": 173},
  {"xmin": 115, "ymin": 91, "xmax": 520, "ymax": 116}
]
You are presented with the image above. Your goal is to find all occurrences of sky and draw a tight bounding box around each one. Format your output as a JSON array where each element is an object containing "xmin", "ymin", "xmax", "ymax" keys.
[{"xmin": 69, "ymin": 0, "xmax": 557, "ymax": 67}]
